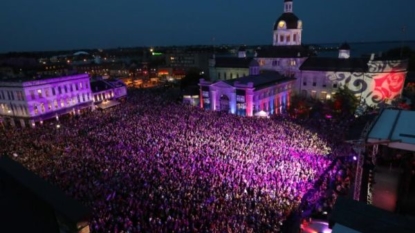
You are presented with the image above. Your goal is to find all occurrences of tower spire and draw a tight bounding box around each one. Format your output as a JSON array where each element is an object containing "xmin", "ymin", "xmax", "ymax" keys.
[{"xmin": 284, "ymin": 0, "xmax": 293, "ymax": 13}]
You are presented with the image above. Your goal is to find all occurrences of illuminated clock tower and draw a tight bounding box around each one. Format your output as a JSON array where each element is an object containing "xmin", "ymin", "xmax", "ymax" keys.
[{"xmin": 273, "ymin": 0, "xmax": 303, "ymax": 46}]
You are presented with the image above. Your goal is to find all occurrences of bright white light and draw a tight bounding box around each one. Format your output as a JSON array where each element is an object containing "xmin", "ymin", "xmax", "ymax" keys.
[{"xmin": 353, "ymin": 156, "xmax": 357, "ymax": 161}]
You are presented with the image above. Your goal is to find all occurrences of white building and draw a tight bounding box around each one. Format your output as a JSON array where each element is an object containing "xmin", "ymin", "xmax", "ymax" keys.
[
  {"xmin": 0, "ymin": 74, "xmax": 93, "ymax": 127},
  {"xmin": 203, "ymin": 0, "xmax": 408, "ymax": 116}
]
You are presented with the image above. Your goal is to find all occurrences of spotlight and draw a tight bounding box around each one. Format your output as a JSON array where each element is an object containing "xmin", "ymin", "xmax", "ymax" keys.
[{"xmin": 353, "ymin": 156, "xmax": 357, "ymax": 161}]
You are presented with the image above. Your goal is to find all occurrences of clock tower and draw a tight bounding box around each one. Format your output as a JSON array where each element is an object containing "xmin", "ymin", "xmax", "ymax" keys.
[{"xmin": 273, "ymin": 0, "xmax": 302, "ymax": 46}]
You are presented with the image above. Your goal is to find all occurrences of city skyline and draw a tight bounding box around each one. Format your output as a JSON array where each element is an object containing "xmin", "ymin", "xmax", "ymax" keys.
[{"xmin": 0, "ymin": 0, "xmax": 414, "ymax": 52}]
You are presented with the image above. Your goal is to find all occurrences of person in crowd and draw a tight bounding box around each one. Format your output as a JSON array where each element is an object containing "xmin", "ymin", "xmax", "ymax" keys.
[{"xmin": 0, "ymin": 89, "xmax": 354, "ymax": 233}]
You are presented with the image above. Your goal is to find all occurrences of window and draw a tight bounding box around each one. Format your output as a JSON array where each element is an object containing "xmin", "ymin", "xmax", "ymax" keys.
[
  {"xmin": 237, "ymin": 95, "xmax": 245, "ymax": 102},
  {"xmin": 280, "ymin": 35, "xmax": 284, "ymax": 42},
  {"xmin": 230, "ymin": 73, "xmax": 233, "ymax": 79},
  {"xmin": 303, "ymin": 82, "xmax": 307, "ymax": 86},
  {"xmin": 45, "ymin": 89, "xmax": 50, "ymax": 97},
  {"xmin": 218, "ymin": 72, "xmax": 221, "ymax": 79},
  {"xmin": 79, "ymin": 82, "xmax": 83, "ymax": 89},
  {"xmin": 286, "ymin": 35, "xmax": 290, "ymax": 42},
  {"xmin": 272, "ymin": 60, "xmax": 279, "ymax": 66},
  {"xmin": 224, "ymin": 73, "xmax": 227, "ymax": 80},
  {"xmin": 52, "ymin": 88, "xmax": 56, "ymax": 95},
  {"xmin": 311, "ymin": 90, "xmax": 317, "ymax": 98},
  {"xmin": 48, "ymin": 102, "xmax": 52, "ymax": 110},
  {"xmin": 30, "ymin": 90, "xmax": 35, "ymax": 100},
  {"xmin": 34, "ymin": 105, "xmax": 38, "ymax": 115},
  {"xmin": 60, "ymin": 100, "xmax": 64, "ymax": 107},
  {"xmin": 64, "ymin": 85, "xmax": 68, "ymax": 93},
  {"xmin": 16, "ymin": 91, "xmax": 24, "ymax": 101},
  {"xmin": 75, "ymin": 84, "xmax": 79, "ymax": 91},
  {"xmin": 290, "ymin": 60, "xmax": 296, "ymax": 66},
  {"xmin": 40, "ymin": 103, "xmax": 45, "ymax": 113},
  {"xmin": 70, "ymin": 84, "xmax": 73, "ymax": 92},
  {"xmin": 312, "ymin": 76, "xmax": 317, "ymax": 86},
  {"xmin": 54, "ymin": 100, "xmax": 58, "ymax": 109},
  {"xmin": 320, "ymin": 92, "xmax": 327, "ymax": 100},
  {"xmin": 202, "ymin": 91, "xmax": 209, "ymax": 97},
  {"xmin": 58, "ymin": 86, "xmax": 62, "ymax": 94},
  {"xmin": 333, "ymin": 82, "xmax": 338, "ymax": 88},
  {"xmin": 293, "ymin": 34, "xmax": 297, "ymax": 42}
]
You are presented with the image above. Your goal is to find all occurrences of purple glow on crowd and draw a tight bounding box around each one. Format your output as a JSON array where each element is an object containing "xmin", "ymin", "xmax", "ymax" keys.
[{"xmin": 0, "ymin": 90, "xmax": 355, "ymax": 232}]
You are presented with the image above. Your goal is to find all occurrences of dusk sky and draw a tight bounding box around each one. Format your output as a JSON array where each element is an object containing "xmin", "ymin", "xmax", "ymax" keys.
[{"xmin": 0, "ymin": 0, "xmax": 414, "ymax": 52}]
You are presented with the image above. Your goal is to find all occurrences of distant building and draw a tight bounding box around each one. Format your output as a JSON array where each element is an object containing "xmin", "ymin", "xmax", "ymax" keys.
[
  {"xmin": 0, "ymin": 74, "xmax": 93, "ymax": 127},
  {"xmin": 166, "ymin": 51, "xmax": 211, "ymax": 77}
]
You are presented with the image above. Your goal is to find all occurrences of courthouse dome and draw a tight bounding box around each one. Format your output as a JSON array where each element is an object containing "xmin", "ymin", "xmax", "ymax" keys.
[{"xmin": 274, "ymin": 13, "xmax": 300, "ymax": 30}]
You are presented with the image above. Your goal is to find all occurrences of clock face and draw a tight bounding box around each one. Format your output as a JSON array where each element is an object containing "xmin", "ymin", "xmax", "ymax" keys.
[{"xmin": 278, "ymin": 21, "xmax": 286, "ymax": 28}]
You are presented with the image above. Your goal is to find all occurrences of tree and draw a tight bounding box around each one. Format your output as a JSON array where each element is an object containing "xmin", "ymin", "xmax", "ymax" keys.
[
  {"xmin": 385, "ymin": 46, "xmax": 415, "ymax": 71},
  {"xmin": 331, "ymin": 86, "xmax": 359, "ymax": 115}
]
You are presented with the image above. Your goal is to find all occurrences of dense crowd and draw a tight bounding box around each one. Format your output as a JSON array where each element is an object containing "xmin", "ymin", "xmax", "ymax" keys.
[{"xmin": 0, "ymin": 89, "xmax": 355, "ymax": 233}]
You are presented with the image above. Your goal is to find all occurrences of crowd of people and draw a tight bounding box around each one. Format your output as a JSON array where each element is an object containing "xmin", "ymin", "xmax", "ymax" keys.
[{"xmin": 0, "ymin": 89, "xmax": 355, "ymax": 233}]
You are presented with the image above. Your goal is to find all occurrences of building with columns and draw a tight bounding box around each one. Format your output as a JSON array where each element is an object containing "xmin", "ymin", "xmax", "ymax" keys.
[
  {"xmin": 202, "ymin": 0, "xmax": 408, "ymax": 116},
  {"xmin": 200, "ymin": 61, "xmax": 295, "ymax": 116},
  {"xmin": 0, "ymin": 74, "xmax": 93, "ymax": 127}
]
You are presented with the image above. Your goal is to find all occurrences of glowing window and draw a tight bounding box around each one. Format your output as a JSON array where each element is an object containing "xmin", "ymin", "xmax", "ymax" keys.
[{"xmin": 278, "ymin": 21, "xmax": 286, "ymax": 28}]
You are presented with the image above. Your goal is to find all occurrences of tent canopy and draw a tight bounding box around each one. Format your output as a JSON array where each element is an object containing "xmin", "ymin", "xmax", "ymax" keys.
[
  {"xmin": 96, "ymin": 100, "xmax": 120, "ymax": 110},
  {"xmin": 367, "ymin": 109, "xmax": 415, "ymax": 151},
  {"xmin": 254, "ymin": 110, "xmax": 269, "ymax": 117}
]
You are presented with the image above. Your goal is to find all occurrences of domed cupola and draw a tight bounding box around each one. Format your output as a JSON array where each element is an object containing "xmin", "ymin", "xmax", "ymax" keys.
[
  {"xmin": 338, "ymin": 42, "xmax": 351, "ymax": 59},
  {"xmin": 273, "ymin": 0, "xmax": 303, "ymax": 46}
]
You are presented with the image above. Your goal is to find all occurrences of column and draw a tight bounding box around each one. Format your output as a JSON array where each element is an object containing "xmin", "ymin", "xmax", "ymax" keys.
[
  {"xmin": 230, "ymin": 92, "xmax": 236, "ymax": 114},
  {"xmin": 246, "ymin": 91, "xmax": 254, "ymax": 117},
  {"xmin": 9, "ymin": 118, "xmax": 15, "ymax": 127},
  {"xmin": 210, "ymin": 90, "xmax": 217, "ymax": 111},
  {"xmin": 199, "ymin": 88, "xmax": 204, "ymax": 109},
  {"xmin": 20, "ymin": 119, "xmax": 26, "ymax": 128}
]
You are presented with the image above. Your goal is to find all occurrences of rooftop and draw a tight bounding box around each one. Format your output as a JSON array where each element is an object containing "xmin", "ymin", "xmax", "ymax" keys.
[
  {"xmin": 300, "ymin": 57, "xmax": 369, "ymax": 72},
  {"xmin": 214, "ymin": 57, "xmax": 253, "ymax": 68},
  {"xmin": 224, "ymin": 71, "xmax": 295, "ymax": 89},
  {"xmin": 256, "ymin": 45, "xmax": 311, "ymax": 58}
]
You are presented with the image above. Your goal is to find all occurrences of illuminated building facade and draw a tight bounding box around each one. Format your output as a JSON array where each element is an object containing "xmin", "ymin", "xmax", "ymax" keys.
[
  {"xmin": 205, "ymin": 0, "xmax": 408, "ymax": 114},
  {"xmin": 299, "ymin": 48, "xmax": 408, "ymax": 106},
  {"xmin": 0, "ymin": 74, "xmax": 93, "ymax": 127},
  {"xmin": 200, "ymin": 61, "xmax": 295, "ymax": 116}
]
